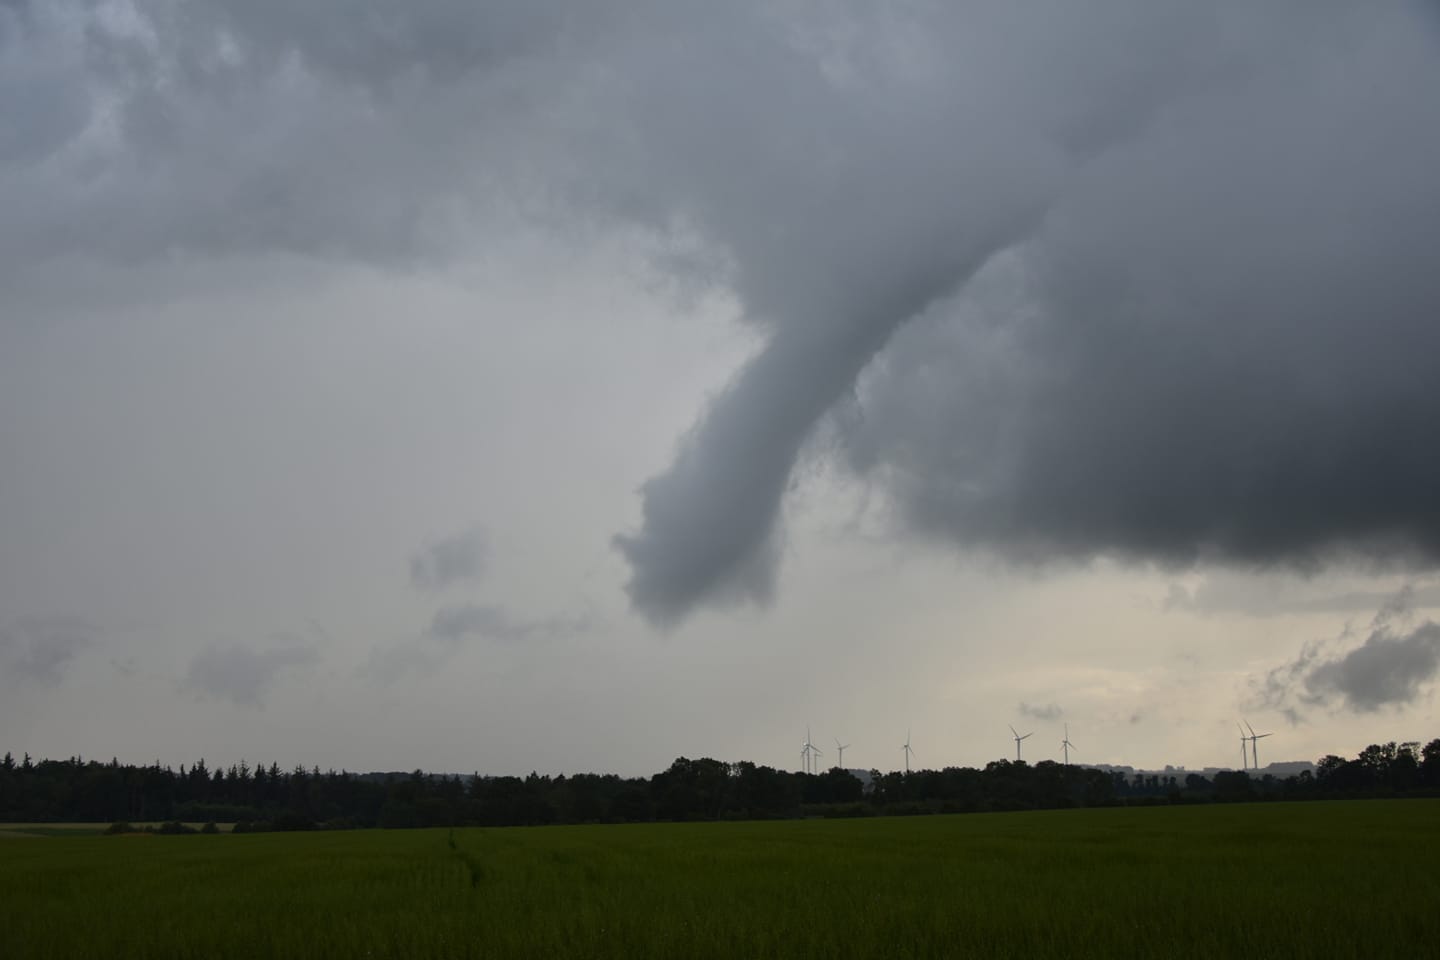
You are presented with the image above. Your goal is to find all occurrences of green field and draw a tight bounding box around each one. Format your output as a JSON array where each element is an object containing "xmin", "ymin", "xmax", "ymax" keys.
[{"xmin": 3, "ymin": 800, "xmax": 1436, "ymax": 958}]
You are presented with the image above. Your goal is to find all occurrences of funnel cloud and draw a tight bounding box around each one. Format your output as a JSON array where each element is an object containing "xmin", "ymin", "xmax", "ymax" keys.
[{"xmin": 617, "ymin": 1, "xmax": 1440, "ymax": 623}]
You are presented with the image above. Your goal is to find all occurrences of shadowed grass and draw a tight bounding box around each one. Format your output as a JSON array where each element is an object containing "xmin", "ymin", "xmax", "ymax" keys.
[{"xmin": 3, "ymin": 800, "xmax": 1436, "ymax": 958}]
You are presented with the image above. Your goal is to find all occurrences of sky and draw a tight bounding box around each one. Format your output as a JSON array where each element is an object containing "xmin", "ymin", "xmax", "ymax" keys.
[{"xmin": 3, "ymin": 0, "xmax": 1440, "ymax": 777}]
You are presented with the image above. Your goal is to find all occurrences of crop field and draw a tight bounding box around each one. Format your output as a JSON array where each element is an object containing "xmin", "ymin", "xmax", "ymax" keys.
[
  {"xmin": 3, "ymin": 800, "xmax": 1437, "ymax": 959},
  {"xmin": 0, "ymin": 825, "xmax": 87, "ymax": 839}
]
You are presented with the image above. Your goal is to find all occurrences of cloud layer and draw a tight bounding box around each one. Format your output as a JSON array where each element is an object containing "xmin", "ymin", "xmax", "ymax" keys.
[{"xmin": 7, "ymin": 2, "xmax": 1440, "ymax": 627}]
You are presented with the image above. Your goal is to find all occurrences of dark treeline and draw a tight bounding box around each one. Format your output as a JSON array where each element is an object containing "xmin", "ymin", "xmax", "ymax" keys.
[{"xmin": 2, "ymin": 738, "xmax": 1437, "ymax": 830}]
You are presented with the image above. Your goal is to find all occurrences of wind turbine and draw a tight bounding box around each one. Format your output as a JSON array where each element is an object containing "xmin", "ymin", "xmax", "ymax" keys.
[
  {"xmin": 801, "ymin": 726, "xmax": 816, "ymax": 775},
  {"xmin": 901, "ymin": 730, "xmax": 916, "ymax": 774},
  {"xmin": 1061, "ymin": 724, "xmax": 1076, "ymax": 766},
  {"xmin": 1009, "ymin": 724, "xmax": 1033, "ymax": 762},
  {"xmin": 1245, "ymin": 721, "xmax": 1272, "ymax": 771},
  {"xmin": 1237, "ymin": 722, "xmax": 1249, "ymax": 771},
  {"xmin": 834, "ymin": 738, "xmax": 850, "ymax": 770}
]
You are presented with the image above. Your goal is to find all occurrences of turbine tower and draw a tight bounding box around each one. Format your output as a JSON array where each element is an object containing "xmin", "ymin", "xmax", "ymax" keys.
[
  {"xmin": 1009, "ymin": 724, "xmax": 1033, "ymax": 762},
  {"xmin": 1061, "ymin": 724, "xmax": 1076, "ymax": 766},
  {"xmin": 1237, "ymin": 722, "xmax": 1249, "ymax": 771},
  {"xmin": 834, "ymin": 738, "xmax": 850, "ymax": 770},
  {"xmin": 1245, "ymin": 721, "xmax": 1272, "ymax": 771},
  {"xmin": 902, "ymin": 730, "xmax": 915, "ymax": 774}
]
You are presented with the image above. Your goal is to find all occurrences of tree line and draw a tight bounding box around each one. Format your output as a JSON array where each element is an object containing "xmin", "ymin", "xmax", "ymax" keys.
[{"xmin": 2, "ymin": 738, "xmax": 1436, "ymax": 830}]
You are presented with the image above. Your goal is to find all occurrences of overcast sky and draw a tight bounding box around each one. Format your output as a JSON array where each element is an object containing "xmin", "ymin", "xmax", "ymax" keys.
[{"xmin": 4, "ymin": 0, "xmax": 1440, "ymax": 777}]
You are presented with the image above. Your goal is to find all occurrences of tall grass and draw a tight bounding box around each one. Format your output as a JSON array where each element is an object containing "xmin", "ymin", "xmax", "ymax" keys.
[{"xmin": 3, "ymin": 800, "xmax": 1436, "ymax": 958}]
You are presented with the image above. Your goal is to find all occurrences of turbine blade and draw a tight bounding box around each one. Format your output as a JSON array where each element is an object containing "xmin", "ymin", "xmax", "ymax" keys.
[
  {"xmin": 1009, "ymin": 724, "xmax": 1019, "ymax": 737},
  {"xmin": 1244, "ymin": 720, "xmax": 1256, "ymax": 737}
]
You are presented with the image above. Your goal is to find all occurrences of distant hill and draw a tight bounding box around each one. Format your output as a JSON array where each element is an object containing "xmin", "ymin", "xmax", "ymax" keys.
[
  {"xmin": 354, "ymin": 771, "xmax": 473, "ymax": 784},
  {"xmin": 1083, "ymin": 761, "xmax": 1315, "ymax": 779}
]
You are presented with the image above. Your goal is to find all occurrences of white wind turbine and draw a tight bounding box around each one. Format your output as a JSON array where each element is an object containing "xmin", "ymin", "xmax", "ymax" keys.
[
  {"xmin": 901, "ymin": 730, "xmax": 916, "ymax": 774},
  {"xmin": 1009, "ymin": 724, "xmax": 1033, "ymax": 762},
  {"xmin": 801, "ymin": 726, "xmax": 817, "ymax": 775},
  {"xmin": 1237, "ymin": 722, "xmax": 1250, "ymax": 771},
  {"xmin": 1061, "ymin": 724, "xmax": 1076, "ymax": 766},
  {"xmin": 834, "ymin": 738, "xmax": 850, "ymax": 770},
  {"xmin": 1245, "ymin": 721, "xmax": 1272, "ymax": 771}
]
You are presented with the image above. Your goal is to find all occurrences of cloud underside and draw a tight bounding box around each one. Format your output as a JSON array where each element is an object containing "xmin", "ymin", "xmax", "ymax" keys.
[{"xmin": 7, "ymin": 2, "xmax": 1440, "ymax": 625}]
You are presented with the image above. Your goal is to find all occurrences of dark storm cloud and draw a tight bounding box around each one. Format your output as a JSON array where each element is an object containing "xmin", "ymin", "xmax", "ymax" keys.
[
  {"xmin": 609, "ymin": 1, "xmax": 1440, "ymax": 622},
  {"xmin": 8, "ymin": 3, "xmax": 1440, "ymax": 626},
  {"xmin": 840, "ymin": 10, "xmax": 1440, "ymax": 579},
  {"xmin": 409, "ymin": 528, "xmax": 488, "ymax": 592},
  {"xmin": 0, "ymin": 616, "xmax": 95, "ymax": 686},
  {"xmin": 1305, "ymin": 625, "xmax": 1440, "ymax": 712},
  {"xmin": 1255, "ymin": 594, "xmax": 1440, "ymax": 715},
  {"xmin": 183, "ymin": 637, "xmax": 318, "ymax": 707},
  {"xmin": 607, "ymin": 1, "xmax": 1196, "ymax": 623}
]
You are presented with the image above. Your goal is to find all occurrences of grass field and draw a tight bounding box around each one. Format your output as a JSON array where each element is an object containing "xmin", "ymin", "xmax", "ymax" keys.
[{"xmin": 3, "ymin": 800, "xmax": 1436, "ymax": 958}]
